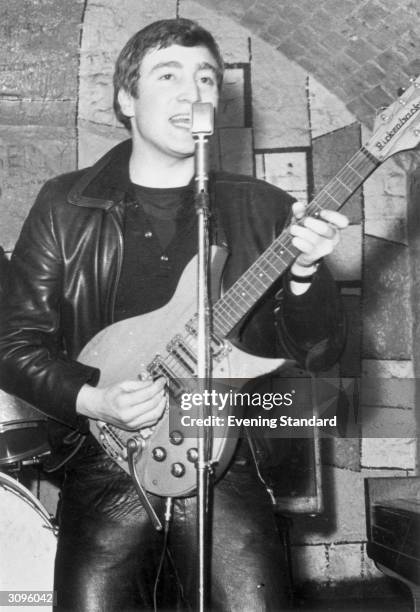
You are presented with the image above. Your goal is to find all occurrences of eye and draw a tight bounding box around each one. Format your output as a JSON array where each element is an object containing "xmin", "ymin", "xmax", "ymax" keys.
[
  {"xmin": 159, "ymin": 73, "xmax": 175, "ymax": 81},
  {"xmin": 198, "ymin": 75, "xmax": 216, "ymax": 87}
]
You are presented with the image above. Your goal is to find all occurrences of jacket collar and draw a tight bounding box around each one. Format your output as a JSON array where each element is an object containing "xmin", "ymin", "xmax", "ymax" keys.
[
  {"xmin": 67, "ymin": 138, "xmax": 225, "ymax": 212},
  {"xmin": 67, "ymin": 139, "xmax": 133, "ymax": 210}
]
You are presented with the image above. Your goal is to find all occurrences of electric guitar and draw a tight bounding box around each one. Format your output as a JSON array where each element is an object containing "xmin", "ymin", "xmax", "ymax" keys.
[{"xmin": 79, "ymin": 76, "xmax": 420, "ymax": 500}]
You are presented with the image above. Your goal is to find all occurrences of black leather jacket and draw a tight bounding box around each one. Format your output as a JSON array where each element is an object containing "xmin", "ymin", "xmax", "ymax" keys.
[{"xmin": 0, "ymin": 140, "xmax": 345, "ymax": 436}]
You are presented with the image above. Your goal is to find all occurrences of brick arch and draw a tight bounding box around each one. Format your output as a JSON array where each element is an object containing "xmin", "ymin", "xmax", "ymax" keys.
[{"xmin": 194, "ymin": 0, "xmax": 420, "ymax": 127}]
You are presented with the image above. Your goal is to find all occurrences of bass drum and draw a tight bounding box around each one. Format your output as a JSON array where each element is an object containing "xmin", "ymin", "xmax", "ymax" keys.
[{"xmin": 0, "ymin": 472, "xmax": 57, "ymax": 611}]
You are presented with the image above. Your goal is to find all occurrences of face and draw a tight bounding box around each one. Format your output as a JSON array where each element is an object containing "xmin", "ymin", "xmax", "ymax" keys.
[{"xmin": 118, "ymin": 44, "xmax": 220, "ymax": 161}]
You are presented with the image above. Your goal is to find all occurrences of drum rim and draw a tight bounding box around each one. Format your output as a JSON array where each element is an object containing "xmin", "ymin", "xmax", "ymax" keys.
[
  {"xmin": 0, "ymin": 445, "xmax": 51, "ymax": 465},
  {"xmin": 0, "ymin": 419, "xmax": 48, "ymax": 433},
  {"xmin": 0, "ymin": 472, "xmax": 53, "ymax": 527}
]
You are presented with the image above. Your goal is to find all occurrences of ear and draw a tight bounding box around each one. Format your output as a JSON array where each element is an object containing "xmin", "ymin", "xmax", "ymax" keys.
[{"xmin": 118, "ymin": 89, "xmax": 135, "ymax": 118}]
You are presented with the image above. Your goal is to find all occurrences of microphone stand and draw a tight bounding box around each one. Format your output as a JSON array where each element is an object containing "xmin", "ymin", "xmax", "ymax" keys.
[{"xmin": 191, "ymin": 101, "xmax": 214, "ymax": 612}]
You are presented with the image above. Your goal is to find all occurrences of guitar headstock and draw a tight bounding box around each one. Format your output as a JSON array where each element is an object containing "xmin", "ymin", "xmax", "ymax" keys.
[{"xmin": 365, "ymin": 76, "xmax": 420, "ymax": 161}]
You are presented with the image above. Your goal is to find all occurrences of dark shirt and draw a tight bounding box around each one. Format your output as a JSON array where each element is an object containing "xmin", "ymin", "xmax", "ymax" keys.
[{"xmin": 114, "ymin": 183, "xmax": 197, "ymax": 321}]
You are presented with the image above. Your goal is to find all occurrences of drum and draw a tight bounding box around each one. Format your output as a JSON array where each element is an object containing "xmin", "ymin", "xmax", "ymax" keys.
[
  {"xmin": 0, "ymin": 472, "xmax": 56, "ymax": 611},
  {"xmin": 0, "ymin": 390, "xmax": 50, "ymax": 465}
]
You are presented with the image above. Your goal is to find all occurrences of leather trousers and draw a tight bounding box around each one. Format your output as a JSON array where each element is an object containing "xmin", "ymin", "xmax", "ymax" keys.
[{"xmin": 54, "ymin": 438, "xmax": 291, "ymax": 611}]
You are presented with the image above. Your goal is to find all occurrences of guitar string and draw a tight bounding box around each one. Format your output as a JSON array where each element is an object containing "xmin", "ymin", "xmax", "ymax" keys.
[
  {"xmin": 212, "ymin": 148, "xmax": 376, "ymax": 329},
  {"xmin": 212, "ymin": 148, "xmax": 379, "ymax": 336},
  {"xmin": 212, "ymin": 151, "xmax": 369, "ymax": 329}
]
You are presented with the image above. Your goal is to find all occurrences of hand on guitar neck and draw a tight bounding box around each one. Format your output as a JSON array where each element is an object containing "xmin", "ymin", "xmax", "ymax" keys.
[
  {"xmin": 288, "ymin": 201, "xmax": 349, "ymax": 295},
  {"xmin": 76, "ymin": 376, "xmax": 167, "ymax": 431}
]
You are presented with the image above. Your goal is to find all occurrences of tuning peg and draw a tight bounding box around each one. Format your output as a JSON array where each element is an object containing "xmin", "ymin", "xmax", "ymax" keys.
[
  {"xmin": 375, "ymin": 107, "xmax": 389, "ymax": 122},
  {"xmin": 398, "ymin": 77, "xmax": 419, "ymax": 97}
]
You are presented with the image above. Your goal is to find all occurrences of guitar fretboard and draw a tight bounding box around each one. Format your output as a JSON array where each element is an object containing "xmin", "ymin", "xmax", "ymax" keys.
[{"xmin": 212, "ymin": 146, "xmax": 379, "ymax": 337}]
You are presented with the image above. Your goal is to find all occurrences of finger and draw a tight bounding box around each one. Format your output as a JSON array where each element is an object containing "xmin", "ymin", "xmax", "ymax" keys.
[
  {"xmin": 127, "ymin": 394, "xmax": 168, "ymax": 430},
  {"xmin": 291, "ymin": 228, "xmax": 339, "ymax": 261},
  {"xmin": 119, "ymin": 378, "xmax": 155, "ymax": 392},
  {"xmin": 291, "ymin": 201, "xmax": 306, "ymax": 221},
  {"xmin": 291, "ymin": 236, "xmax": 319, "ymax": 258},
  {"xmin": 318, "ymin": 209, "xmax": 349, "ymax": 229},
  {"xmin": 116, "ymin": 393, "xmax": 165, "ymax": 429},
  {"xmin": 290, "ymin": 223, "xmax": 322, "ymax": 247},
  {"xmin": 138, "ymin": 387, "xmax": 166, "ymax": 413},
  {"xmin": 125, "ymin": 383, "xmax": 166, "ymax": 410},
  {"xmin": 301, "ymin": 217, "xmax": 339, "ymax": 240},
  {"xmin": 121, "ymin": 376, "xmax": 166, "ymax": 397}
]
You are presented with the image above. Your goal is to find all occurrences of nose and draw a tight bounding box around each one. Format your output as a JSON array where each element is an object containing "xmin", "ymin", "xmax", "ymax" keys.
[{"xmin": 177, "ymin": 76, "xmax": 200, "ymax": 103}]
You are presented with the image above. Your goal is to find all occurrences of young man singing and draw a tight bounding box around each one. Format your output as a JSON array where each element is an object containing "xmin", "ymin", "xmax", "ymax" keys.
[{"xmin": 0, "ymin": 18, "xmax": 348, "ymax": 611}]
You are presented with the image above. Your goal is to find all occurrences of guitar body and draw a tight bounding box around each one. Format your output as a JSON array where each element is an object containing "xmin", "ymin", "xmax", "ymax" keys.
[{"xmin": 79, "ymin": 248, "xmax": 288, "ymax": 497}]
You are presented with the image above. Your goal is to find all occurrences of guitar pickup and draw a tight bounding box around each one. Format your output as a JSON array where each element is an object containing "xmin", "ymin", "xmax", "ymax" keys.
[
  {"xmin": 167, "ymin": 335, "xmax": 196, "ymax": 374},
  {"xmin": 184, "ymin": 316, "xmax": 225, "ymax": 358}
]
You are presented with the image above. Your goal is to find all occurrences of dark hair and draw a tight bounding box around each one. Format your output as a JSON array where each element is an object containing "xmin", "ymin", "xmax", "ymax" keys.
[{"xmin": 113, "ymin": 18, "xmax": 224, "ymax": 130}]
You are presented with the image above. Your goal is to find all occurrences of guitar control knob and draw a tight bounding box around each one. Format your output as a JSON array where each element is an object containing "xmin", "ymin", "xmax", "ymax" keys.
[
  {"xmin": 152, "ymin": 447, "xmax": 167, "ymax": 462},
  {"xmin": 169, "ymin": 430, "xmax": 184, "ymax": 445},
  {"xmin": 171, "ymin": 462, "xmax": 185, "ymax": 478},
  {"xmin": 186, "ymin": 448, "xmax": 198, "ymax": 463}
]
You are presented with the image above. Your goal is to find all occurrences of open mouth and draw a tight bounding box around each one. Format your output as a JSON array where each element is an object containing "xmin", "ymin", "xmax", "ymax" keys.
[{"xmin": 170, "ymin": 114, "xmax": 192, "ymax": 129}]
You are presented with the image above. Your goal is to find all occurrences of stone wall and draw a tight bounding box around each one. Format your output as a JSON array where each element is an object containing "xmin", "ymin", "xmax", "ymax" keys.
[{"xmin": 0, "ymin": 0, "xmax": 84, "ymax": 251}]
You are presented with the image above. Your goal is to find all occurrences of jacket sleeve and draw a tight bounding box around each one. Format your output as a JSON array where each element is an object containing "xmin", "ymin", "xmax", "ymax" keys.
[
  {"xmin": 274, "ymin": 261, "xmax": 346, "ymax": 372},
  {"xmin": 0, "ymin": 182, "xmax": 99, "ymax": 430}
]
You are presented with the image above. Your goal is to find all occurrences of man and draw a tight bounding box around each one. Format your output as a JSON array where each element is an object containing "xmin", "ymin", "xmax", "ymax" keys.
[{"xmin": 0, "ymin": 18, "xmax": 348, "ymax": 611}]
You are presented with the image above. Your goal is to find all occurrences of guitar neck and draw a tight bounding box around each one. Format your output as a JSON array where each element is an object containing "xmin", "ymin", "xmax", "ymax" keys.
[{"xmin": 213, "ymin": 145, "xmax": 380, "ymax": 338}]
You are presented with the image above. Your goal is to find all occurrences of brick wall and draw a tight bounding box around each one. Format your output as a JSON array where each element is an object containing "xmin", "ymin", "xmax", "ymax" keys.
[{"xmin": 196, "ymin": 0, "xmax": 420, "ymax": 129}]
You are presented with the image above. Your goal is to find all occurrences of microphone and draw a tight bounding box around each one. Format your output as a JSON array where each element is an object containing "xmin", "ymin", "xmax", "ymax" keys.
[{"xmin": 191, "ymin": 102, "xmax": 214, "ymax": 197}]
